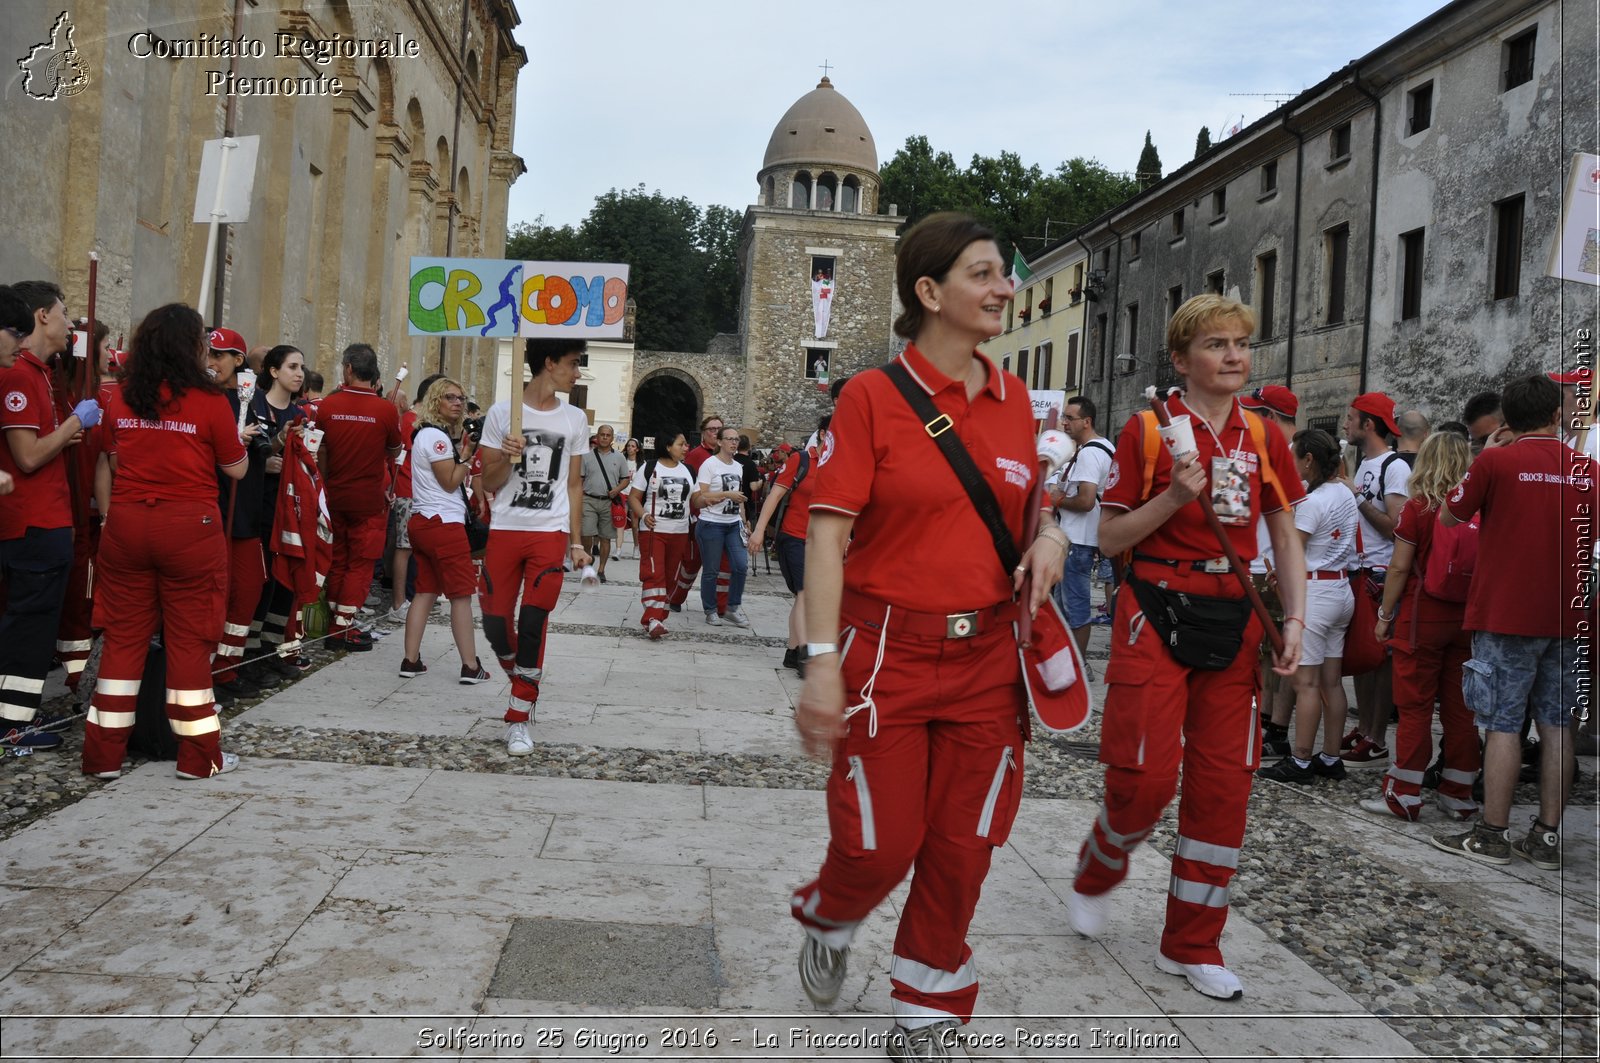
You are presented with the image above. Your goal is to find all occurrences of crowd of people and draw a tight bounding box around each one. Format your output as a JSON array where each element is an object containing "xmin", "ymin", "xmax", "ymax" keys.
[{"xmin": 0, "ymin": 217, "xmax": 1593, "ymax": 1058}]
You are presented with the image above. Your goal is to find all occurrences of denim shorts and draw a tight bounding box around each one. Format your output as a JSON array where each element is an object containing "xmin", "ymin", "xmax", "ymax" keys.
[
  {"xmin": 1051, "ymin": 543, "xmax": 1097, "ymax": 629},
  {"xmin": 1463, "ymin": 630, "xmax": 1583, "ymax": 733}
]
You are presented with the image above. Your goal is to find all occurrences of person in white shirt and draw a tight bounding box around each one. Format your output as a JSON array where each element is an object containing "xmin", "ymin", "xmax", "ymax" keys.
[
  {"xmin": 1340, "ymin": 391, "xmax": 1409, "ymax": 768},
  {"xmin": 479, "ymin": 339, "xmax": 594, "ymax": 756},
  {"xmin": 629, "ymin": 431, "xmax": 696, "ymax": 640},
  {"xmin": 1259, "ymin": 429, "xmax": 1359, "ymax": 784},
  {"xmin": 1046, "ymin": 395, "xmax": 1114, "ymax": 660},
  {"xmin": 397, "ymin": 377, "xmax": 488, "ymax": 685},
  {"xmin": 693, "ymin": 427, "xmax": 750, "ymax": 627},
  {"xmin": 1240, "ymin": 385, "xmax": 1302, "ymax": 756}
]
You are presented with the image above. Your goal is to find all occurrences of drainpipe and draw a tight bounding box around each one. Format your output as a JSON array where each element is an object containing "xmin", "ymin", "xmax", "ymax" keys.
[
  {"xmin": 438, "ymin": 0, "xmax": 472, "ymax": 374},
  {"xmin": 1104, "ymin": 220, "xmax": 1124, "ymax": 426},
  {"xmin": 1352, "ymin": 73, "xmax": 1382, "ymax": 393},
  {"xmin": 1074, "ymin": 232, "xmax": 1093, "ymax": 399},
  {"xmin": 1281, "ymin": 110, "xmax": 1305, "ymax": 389},
  {"xmin": 207, "ymin": 0, "xmax": 247, "ymax": 325}
]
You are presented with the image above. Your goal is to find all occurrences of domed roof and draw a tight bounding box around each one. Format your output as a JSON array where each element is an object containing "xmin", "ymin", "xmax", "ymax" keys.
[{"xmin": 761, "ymin": 77, "xmax": 878, "ymax": 175}]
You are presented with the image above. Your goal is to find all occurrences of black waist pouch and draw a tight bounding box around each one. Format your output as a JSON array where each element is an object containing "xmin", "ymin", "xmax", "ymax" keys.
[{"xmin": 1125, "ymin": 573, "xmax": 1253, "ymax": 671}]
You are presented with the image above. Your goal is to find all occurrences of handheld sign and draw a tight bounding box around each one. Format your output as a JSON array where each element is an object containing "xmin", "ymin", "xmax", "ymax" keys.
[{"xmin": 407, "ymin": 257, "xmax": 630, "ymax": 339}]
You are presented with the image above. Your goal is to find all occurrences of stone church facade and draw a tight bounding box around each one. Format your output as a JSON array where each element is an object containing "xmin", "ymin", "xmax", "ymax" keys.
[
  {"xmin": 631, "ymin": 77, "xmax": 902, "ymax": 448},
  {"xmin": 0, "ymin": 0, "xmax": 524, "ymax": 402}
]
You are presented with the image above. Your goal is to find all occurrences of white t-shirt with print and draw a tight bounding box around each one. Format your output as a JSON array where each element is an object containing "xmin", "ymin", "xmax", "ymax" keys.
[
  {"xmin": 695, "ymin": 454, "xmax": 746, "ymax": 524},
  {"xmin": 630, "ymin": 460, "xmax": 695, "ymax": 535},
  {"xmin": 1295, "ymin": 480, "xmax": 1360, "ymax": 572},
  {"xmin": 480, "ymin": 398, "xmax": 591, "ymax": 533},
  {"xmin": 1353, "ymin": 452, "xmax": 1410, "ymax": 568},
  {"xmin": 410, "ymin": 425, "xmax": 465, "ymax": 523},
  {"xmin": 1049, "ymin": 435, "xmax": 1114, "ymax": 548}
]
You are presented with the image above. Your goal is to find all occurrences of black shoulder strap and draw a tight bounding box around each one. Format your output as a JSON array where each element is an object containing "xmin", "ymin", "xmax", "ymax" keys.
[
  {"xmin": 1378, "ymin": 451, "xmax": 1401, "ymax": 498},
  {"xmin": 881, "ymin": 361, "xmax": 1022, "ymax": 578}
]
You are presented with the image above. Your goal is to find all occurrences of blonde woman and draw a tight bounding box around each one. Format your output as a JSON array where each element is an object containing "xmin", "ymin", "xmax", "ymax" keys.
[
  {"xmin": 398, "ymin": 377, "xmax": 488, "ymax": 684},
  {"xmin": 1364, "ymin": 431, "xmax": 1479, "ymax": 821}
]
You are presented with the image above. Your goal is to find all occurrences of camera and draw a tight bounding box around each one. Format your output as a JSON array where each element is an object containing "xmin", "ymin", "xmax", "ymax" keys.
[{"xmin": 462, "ymin": 416, "xmax": 485, "ymax": 443}]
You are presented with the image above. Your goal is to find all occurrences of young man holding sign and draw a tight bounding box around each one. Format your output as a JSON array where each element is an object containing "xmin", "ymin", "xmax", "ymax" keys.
[{"xmin": 479, "ymin": 338, "xmax": 592, "ymax": 756}]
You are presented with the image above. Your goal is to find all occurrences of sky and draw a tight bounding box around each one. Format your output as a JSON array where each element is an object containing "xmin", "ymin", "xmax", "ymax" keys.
[{"xmin": 507, "ymin": 0, "xmax": 1451, "ymax": 233}]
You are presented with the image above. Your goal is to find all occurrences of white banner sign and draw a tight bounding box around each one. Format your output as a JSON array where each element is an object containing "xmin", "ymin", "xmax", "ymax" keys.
[
  {"xmin": 1548, "ymin": 153, "xmax": 1600, "ymax": 287},
  {"xmin": 1029, "ymin": 390, "xmax": 1066, "ymax": 422}
]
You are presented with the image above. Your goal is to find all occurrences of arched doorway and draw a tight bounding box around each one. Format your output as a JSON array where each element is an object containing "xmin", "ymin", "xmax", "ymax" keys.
[{"xmin": 631, "ymin": 370, "xmax": 701, "ymax": 455}]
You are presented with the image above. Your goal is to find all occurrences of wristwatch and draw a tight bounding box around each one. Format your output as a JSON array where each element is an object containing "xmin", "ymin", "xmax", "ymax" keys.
[{"xmin": 805, "ymin": 642, "xmax": 839, "ymax": 657}]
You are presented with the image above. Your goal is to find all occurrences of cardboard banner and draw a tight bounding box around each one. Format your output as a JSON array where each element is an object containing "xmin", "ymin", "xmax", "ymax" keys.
[
  {"xmin": 1548, "ymin": 153, "xmax": 1600, "ymax": 287},
  {"xmin": 407, "ymin": 257, "xmax": 631, "ymax": 338},
  {"xmin": 1029, "ymin": 389, "xmax": 1066, "ymax": 422}
]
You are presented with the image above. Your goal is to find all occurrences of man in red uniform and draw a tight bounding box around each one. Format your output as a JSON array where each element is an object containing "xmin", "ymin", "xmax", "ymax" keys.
[
  {"xmin": 0, "ymin": 281, "xmax": 99, "ymax": 751},
  {"xmin": 315, "ymin": 343, "xmax": 401, "ymax": 650},
  {"xmin": 1067, "ymin": 294, "xmax": 1306, "ymax": 1001}
]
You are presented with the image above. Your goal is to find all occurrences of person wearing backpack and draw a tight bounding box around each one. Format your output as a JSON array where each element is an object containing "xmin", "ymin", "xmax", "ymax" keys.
[
  {"xmin": 1365, "ymin": 430, "xmax": 1478, "ymax": 822},
  {"xmin": 1046, "ymin": 395, "xmax": 1115, "ymax": 666},
  {"xmin": 749, "ymin": 415, "xmax": 828, "ymax": 674}
]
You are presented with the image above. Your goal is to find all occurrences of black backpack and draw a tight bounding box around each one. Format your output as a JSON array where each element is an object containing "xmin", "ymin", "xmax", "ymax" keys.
[{"xmin": 769, "ymin": 451, "xmax": 812, "ymax": 537}]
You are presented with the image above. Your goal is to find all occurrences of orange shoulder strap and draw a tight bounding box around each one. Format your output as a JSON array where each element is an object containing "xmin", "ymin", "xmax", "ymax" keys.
[
  {"xmin": 1243, "ymin": 409, "xmax": 1288, "ymax": 508},
  {"xmin": 1137, "ymin": 410, "xmax": 1162, "ymax": 503}
]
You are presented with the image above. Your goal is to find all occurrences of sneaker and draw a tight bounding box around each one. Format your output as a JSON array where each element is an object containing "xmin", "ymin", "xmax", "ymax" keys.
[
  {"xmin": 1431, "ymin": 820, "xmax": 1511, "ymax": 866},
  {"xmin": 398, "ymin": 658, "xmax": 428, "ymax": 678},
  {"xmin": 1311, "ymin": 754, "xmax": 1348, "ymax": 781},
  {"xmin": 460, "ymin": 660, "xmax": 491, "ymax": 685},
  {"xmin": 1257, "ymin": 755, "xmax": 1313, "ymax": 784},
  {"xmin": 329, "ymin": 629, "xmax": 374, "ymax": 653},
  {"xmin": 364, "ymin": 589, "xmax": 382, "ymax": 608},
  {"xmin": 669, "ymin": 602, "xmax": 681, "ymax": 613},
  {"xmin": 393, "ymin": 600, "xmax": 410, "ymax": 621},
  {"xmin": 240, "ymin": 662, "xmax": 282, "ymax": 690},
  {"xmin": 886, "ymin": 1020, "xmax": 959, "ymax": 1061},
  {"xmin": 597, "ymin": 571, "xmax": 607, "ymax": 585},
  {"xmin": 1066, "ymin": 887, "xmax": 1112, "ymax": 938},
  {"xmin": 647, "ymin": 620, "xmax": 667, "ymax": 641},
  {"xmin": 1512, "ymin": 819, "xmax": 1561, "ymax": 870},
  {"xmin": 88, "ymin": 767, "xmax": 122, "ymax": 780},
  {"xmin": 782, "ymin": 646, "xmax": 799, "ymax": 670},
  {"xmin": 726, "ymin": 607, "xmax": 751, "ymax": 628},
  {"xmin": 506, "ymin": 721, "xmax": 533, "ymax": 757},
  {"xmin": 1359, "ymin": 794, "xmax": 1421, "ymax": 822},
  {"xmin": 35, "ymin": 709, "xmax": 77, "ymax": 734},
  {"xmin": 797, "ymin": 935, "xmax": 848, "ymax": 1006},
  {"xmin": 1091, "ymin": 613, "xmax": 1113, "ymax": 625},
  {"xmin": 705, "ymin": 610, "xmax": 723, "ymax": 627},
  {"xmin": 215, "ymin": 675, "xmax": 261, "ymax": 700},
  {"xmin": 1434, "ymin": 795, "xmax": 1478, "ymax": 822},
  {"xmin": 1261, "ymin": 732, "xmax": 1291, "ymax": 758},
  {"xmin": 1155, "ymin": 952, "xmax": 1244, "ymax": 1000},
  {"xmin": 0, "ymin": 727, "xmax": 63, "ymax": 751},
  {"xmin": 214, "ymin": 686, "xmax": 237, "ymax": 710},
  {"xmin": 1341, "ymin": 737, "xmax": 1390, "ymax": 769},
  {"xmin": 1421, "ymin": 751, "xmax": 1444, "ymax": 790},
  {"xmin": 176, "ymin": 751, "xmax": 240, "ymax": 780},
  {"xmin": 1340, "ymin": 727, "xmax": 1363, "ymax": 751}
]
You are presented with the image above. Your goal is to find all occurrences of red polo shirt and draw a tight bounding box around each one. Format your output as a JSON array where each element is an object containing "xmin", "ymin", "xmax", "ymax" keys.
[
  {"xmin": 0, "ymin": 349, "xmax": 72, "ymax": 538},
  {"xmin": 773, "ymin": 446, "xmax": 819, "ymax": 540},
  {"xmin": 1101, "ymin": 395, "xmax": 1304, "ymax": 560},
  {"xmin": 105, "ymin": 384, "xmax": 246, "ymax": 503},
  {"xmin": 1447, "ymin": 434, "xmax": 1595, "ymax": 639},
  {"xmin": 316, "ymin": 385, "xmax": 401, "ymax": 515},
  {"xmin": 809, "ymin": 344, "xmax": 1035, "ymax": 612}
]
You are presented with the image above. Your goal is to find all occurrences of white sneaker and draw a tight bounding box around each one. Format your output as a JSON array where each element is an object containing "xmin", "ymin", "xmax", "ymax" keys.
[
  {"xmin": 176, "ymin": 751, "xmax": 240, "ymax": 780},
  {"xmin": 797, "ymin": 935, "xmax": 848, "ymax": 1005},
  {"xmin": 506, "ymin": 721, "xmax": 533, "ymax": 756},
  {"xmin": 726, "ymin": 607, "xmax": 751, "ymax": 628},
  {"xmin": 393, "ymin": 600, "xmax": 410, "ymax": 621},
  {"xmin": 1065, "ymin": 887, "xmax": 1112, "ymax": 937},
  {"xmin": 1155, "ymin": 952, "xmax": 1244, "ymax": 1000},
  {"xmin": 705, "ymin": 610, "xmax": 723, "ymax": 627}
]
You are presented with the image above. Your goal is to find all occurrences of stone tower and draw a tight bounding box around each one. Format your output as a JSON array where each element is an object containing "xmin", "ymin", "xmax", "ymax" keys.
[{"xmin": 737, "ymin": 77, "xmax": 901, "ymax": 444}]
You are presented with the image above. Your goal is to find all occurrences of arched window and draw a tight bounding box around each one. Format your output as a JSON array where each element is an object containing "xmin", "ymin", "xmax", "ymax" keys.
[
  {"xmin": 764, "ymin": 176, "xmax": 775, "ymax": 206},
  {"xmin": 791, "ymin": 171, "xmax": 812, "ymax": 209},
  {"xmin": 465, "ymin": 50, "xmax": 479, "ymax": 91},
  {"xmin": 816, "ymin": 173, "xmax": 837, "ymax": 211},
  {"xmin": 840, "ymin": 176, "xmax": 859, "ymax": 213}
]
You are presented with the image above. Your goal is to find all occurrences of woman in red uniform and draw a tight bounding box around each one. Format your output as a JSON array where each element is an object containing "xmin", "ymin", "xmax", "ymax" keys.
[
  {"xmin": 82, "ymin": 304, "xmax": 247, "ymax": 780},
  {"xmin": 789, "ymin": 213, "xmax": 1064, "ymax": 1059},
  {"xmin": 1066, "ymin": 293, "xmax": 1305, "ymax": 1001},
  {"xmin": 749, "ymin": 414, "xmax": 827, "ymax": 675}
]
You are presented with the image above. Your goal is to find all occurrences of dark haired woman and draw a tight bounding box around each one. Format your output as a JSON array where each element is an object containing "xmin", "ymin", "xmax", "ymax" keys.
[
  {"xmin": 82, "ymin": 303, "xmax": 247, "ymax": 781},
  {"xmin": 628, "ymin": 431, "xmax": 694, "ymax": 640},
  {"xmin": 244, "ymin": 344, "xmax": 307, "ymax": 674},
  {"xmin": 1259, "ymin": 428, "xmax": 1358, "ymax": 784},
  {"xmin": 789, "ymin": 213, "xmax": 1064, "ymax": 1055}
]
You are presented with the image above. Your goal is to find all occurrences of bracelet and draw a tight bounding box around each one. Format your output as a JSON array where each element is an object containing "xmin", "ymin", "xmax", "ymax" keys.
[
  {"xmin": 1376, "ymin": 607, "xmax": 1395, "ymax": 623},
  {"xmin": 1035, "ymin": 526, "xmax": 1068, "ymax": 549},
  {"xmin": 805, "ymin": 642, "xmax": 839, "ymax": 657},
  {"xmin": 1283, "ymin": 616, "xmax": 1304, "ymax": 628},
  {"xmin": 568, "ymin": 542, "xmax": 584, "ymax": 552}
]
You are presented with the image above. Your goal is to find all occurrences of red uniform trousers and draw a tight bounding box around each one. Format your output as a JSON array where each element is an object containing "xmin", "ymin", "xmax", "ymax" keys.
[
  {"xmin": 665, "ymin": 528, "xmax": 730, "ymax": 613},
  {"xmin": 83, "ymin": 499, "xmax": 228, "ymax": 779},
  {"xmin": 327, "ymin": 507, "xmax": 387, "ymax": 633},
  {"xmin": 790, "ymin": 599, "xmax": 1025, "ymax": 1028},
  {"xmin": 54, "ymin": 520, "xmax": 99, "ymax": 693},
  {"xmin": 408, "ymin": 515, "xmax": 475, "ymax": 599},
  {"xmin": 1384, "ymin": 610, "xmax": 1478, "ymax": 817},
  {"xmin": 213, "ymin": 537, "xmax": 265, "ymax": 683},
  {"xmin": 638, "ymin": 529, "xmax": 689, "ymax": 629},
  {"xmin": 478, "ymin": 529, "xmax": 565, "ymax": 719},
  {"xmin": 1073, "ymin": 562, "xmax": 1262, "ymax": 966}
]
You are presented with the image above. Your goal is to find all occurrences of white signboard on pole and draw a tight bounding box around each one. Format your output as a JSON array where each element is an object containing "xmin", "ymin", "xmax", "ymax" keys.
[
  {"xmin": 1548, "ymin": 153, "xmax": 1600, "ymax": 287},
  {"xmin": 1029, "ymin": 389, "xmax": 1066, "ymax": 422},
  {"xmin": 192, "ymin": 135, "xmax": 260, "ymax": 223}
]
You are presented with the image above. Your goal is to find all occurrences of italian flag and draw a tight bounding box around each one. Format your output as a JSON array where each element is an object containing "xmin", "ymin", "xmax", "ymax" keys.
[{"xmin": 1011, "ymin": 248, "xmax": 1033, "ymax": 291}]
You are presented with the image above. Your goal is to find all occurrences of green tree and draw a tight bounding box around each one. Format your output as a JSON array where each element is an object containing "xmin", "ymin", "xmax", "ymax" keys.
[
  {"xmin": 697, "ymin": 204, "xmax": 743, "ymax": 336},
  {"xmin": 877, "ymin": 134, "xmax": 966, "ymax": 226},
  {"xmin": 1136, "ymin": 131, "xmax": 1163, "ymax": 189},
  {"xmin": 1194, "ymin": 126, "xmax": 1212, "ymax": 158},
  {"xmin": 505, "ymin": 217, "xmax": 585, "ymax": 262}
]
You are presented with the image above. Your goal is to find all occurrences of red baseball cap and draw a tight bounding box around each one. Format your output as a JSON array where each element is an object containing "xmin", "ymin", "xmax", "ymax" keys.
[
  {"xmin": 1549, "ymin": 367, "xmax": 1592, "ymax": 385},
  {"xmin": 1240, "ymin": 384, "xmax": 1299, "ymax": 419},
  {"xmin": 106, "ymin": 347, "xmax": 128, "ymax": 369},
  {"xmin": 208, "ymin": 327, "xmax": 247, "ymax": 354},
  {"xmin": 1350, "ymin": 391, "xmax": 1399, "ymax": 436}
]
